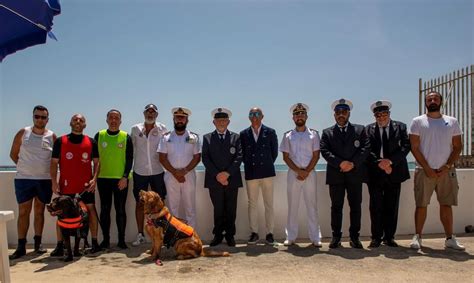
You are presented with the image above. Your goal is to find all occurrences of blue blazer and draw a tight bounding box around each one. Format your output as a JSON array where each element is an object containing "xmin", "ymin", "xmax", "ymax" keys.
[{"xmin": 240, "ymin": 124, "xmax": 278, "ymax": 180}]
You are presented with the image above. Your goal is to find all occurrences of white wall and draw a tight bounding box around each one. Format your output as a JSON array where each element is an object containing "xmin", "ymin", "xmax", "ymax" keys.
[{"xmin": 1, "ymin": 170, "xmax": 473, "ymax": 244}]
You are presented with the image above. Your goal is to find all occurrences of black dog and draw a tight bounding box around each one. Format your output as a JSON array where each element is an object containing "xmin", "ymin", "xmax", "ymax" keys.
[{"xmin": 47, "ymin": 195, "xmax": 89, "ymax": 262}]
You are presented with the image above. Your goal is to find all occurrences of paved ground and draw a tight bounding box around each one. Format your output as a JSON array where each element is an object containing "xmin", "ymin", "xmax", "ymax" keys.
[{"xmin": 7, "ymin": 234, "xmax": 474, "ymax": 282}]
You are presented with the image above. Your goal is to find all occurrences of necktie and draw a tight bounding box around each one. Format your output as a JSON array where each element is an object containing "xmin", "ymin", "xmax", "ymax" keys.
[
  {"xmin": 382, "ymin": 127, "xmax": 389, "ymax": 158},
  {"xmin": 340, "ymin": 126, "xmax": 346, "ymax": 138},
  {"xmin": 219, "ymin": 133, "xmax": 225, "ymax": 142}
]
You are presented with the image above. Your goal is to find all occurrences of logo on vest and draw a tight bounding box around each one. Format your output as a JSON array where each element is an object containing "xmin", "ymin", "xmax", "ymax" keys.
[
  {"xmin": 117, "ymin": 143, "xmax": 124, "ymax": 148},
  {"xmin": 102, "ymin": 142, "xmax": 107, "ymax": 148},
  {"xmin": 82, "ymin": 152, "xmax": 89, "ymax": 162},
  {"xmin": 66, "ymin": 152, "xmax": 74, "ymax": 160},
  {"xmin": 230, "ymin": 147, "xmax": 236, "ymax": 154}
]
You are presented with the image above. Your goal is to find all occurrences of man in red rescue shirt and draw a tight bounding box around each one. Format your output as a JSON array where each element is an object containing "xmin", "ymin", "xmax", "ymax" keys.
[{"xmin": 49, "ymin": 114, "xmax": 101, "ymax": 255}]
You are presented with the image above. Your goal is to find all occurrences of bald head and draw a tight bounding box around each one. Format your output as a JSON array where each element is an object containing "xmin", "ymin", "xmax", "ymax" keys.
[
  {"xmin": 248, "ymin": 107, "xmax": 264, "ymax": 128},
  {"xmin": 70, "ymin": 113, "xmax": 87, "ymax": 134}
]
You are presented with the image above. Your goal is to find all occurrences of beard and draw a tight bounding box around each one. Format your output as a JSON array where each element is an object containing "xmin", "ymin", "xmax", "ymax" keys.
[
  {"xmin": 174, "ymin": 122, "xmax": 187, "ymax": 131},
  {"xmin": 294, "ymin": 119, "xmax": 305, "ymax": 127},
  {"xmin": 145, "ymin": 118, "xmax": 156, "ymax": 125},
  {"xmin": 427, "ymin": 103, "xmax": 441, "ymax": 112}
]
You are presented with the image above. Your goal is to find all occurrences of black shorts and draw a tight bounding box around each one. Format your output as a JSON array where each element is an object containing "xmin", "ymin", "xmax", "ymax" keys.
[
  {"xmin": 14, "ymin": 179, "xmax": 52, "ymax": 204},
  {"xmin": 132, "ymin": 172, "xmax": 166, "ymax": 201},
  {"xmin": 62, "ymin": 191, "xmax": 96, "ymax": 205}
]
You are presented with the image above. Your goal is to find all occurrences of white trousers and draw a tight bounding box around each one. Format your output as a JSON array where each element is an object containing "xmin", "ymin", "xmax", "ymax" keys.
[
  {"xmin": 246, "ymin": 177, "xmax": 275, "ymax": 234},
  {"xmin": 164, "ymin": 170, "xmax": 196, "ymax": 228},
  {"xmin": 285, "ymin": 170, "xmax": 321, "ymax": 242}
]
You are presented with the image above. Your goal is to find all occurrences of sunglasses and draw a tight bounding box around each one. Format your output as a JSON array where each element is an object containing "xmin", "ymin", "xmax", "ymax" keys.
[
  {"xmin": 34, "ymin": 115, "xmax": 48, "ymax": 120},
  {"xmin": 248, "ymin": 112, "xmax": 261, "ymax": 118}
]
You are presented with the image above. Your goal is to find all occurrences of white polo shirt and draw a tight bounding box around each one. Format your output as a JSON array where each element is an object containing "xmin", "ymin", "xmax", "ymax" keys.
[
  {"xmin": 157, "ymin": 130, "xmax": 201, "ymax": 169},
  {"xmin": 279, "ymin": 127, "xmax": 320, "ymax": 168},
  {"xmin": 131, "ymin": 122, "xmax": 167, "ymax": 176}
]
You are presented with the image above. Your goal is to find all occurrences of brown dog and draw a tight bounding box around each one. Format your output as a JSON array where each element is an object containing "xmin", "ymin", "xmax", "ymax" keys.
[{"xmin": 139, "ymin": 190, "xmax": 229, "ymax": 261}]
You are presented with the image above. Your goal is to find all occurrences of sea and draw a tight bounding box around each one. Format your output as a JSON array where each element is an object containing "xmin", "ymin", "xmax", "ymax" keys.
[{"xmin": 1, "ymin": 162, "xmax": 417, "ymax": 172}]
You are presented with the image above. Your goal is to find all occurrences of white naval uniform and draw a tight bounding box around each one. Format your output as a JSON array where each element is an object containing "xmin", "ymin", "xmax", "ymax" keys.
[
  {"xmin": 279, "ymin": 127, "xmax": 321, "ymax": 243},
  {"xmin": 157, "ymin": 130, "xmax": 201, "ymax": 228}
]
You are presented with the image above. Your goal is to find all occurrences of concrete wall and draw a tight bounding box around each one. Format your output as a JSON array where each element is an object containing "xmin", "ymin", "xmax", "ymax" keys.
[{"xmin": 1, "ymin": 170, "xmax": 473, "ymax": 244}]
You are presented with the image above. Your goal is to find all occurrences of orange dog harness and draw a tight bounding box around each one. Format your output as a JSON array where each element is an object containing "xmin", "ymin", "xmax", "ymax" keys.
[
  {"xmin": 57, "ymin": 200, "xmax": 88, "ymax": 229},
  {"xmin": 150, "ymin": 211, "xmax": 194, "ymax": 248}
]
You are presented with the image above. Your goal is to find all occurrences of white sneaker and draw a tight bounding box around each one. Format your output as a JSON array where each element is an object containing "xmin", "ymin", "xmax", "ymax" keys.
[
  {"xmin": 313, "ymin": 241, "xmax": 323, "ymax": 248},
  {"xmin": 410, "ymin": 234, "xmax": 422, "ymax": 249},
  {"xmin": 283, "ymin": 239, "xmax": 295, "ymax": 246},
  {"xmin": 132, "ymin": 233, "xmax": 146, "ymax": 247},
  {"xmin": 445, "ymin": 235, "xmax": 465, "ymax": 251}
]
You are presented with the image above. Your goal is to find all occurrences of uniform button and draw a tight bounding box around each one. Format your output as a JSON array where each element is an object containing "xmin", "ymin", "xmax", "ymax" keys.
[
  {"xmin": 260, "ymin": 162, "xmax": 263, "ymax": 165},
  {"xmin": 252, "ymin": 163, "xmax": 255, "ymax": 165},
  {"xmin": 260, "ymin": 154, "xmax": 263, "ymax": 156},
  {"xmin": 252, "ymin": 154, "xmax": 255, "ymax": 157}
]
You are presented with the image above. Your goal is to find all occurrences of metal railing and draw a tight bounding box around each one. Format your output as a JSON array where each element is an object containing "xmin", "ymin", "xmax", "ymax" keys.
[{"xmin": 419, "ymin": 65, "xmax": 473, "ymax": 163}]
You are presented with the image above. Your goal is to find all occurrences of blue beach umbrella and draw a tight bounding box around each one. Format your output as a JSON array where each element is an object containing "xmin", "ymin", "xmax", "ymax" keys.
[{"xmin": 0, "ymin": 0, "xmax": 61, "ymax": 62}]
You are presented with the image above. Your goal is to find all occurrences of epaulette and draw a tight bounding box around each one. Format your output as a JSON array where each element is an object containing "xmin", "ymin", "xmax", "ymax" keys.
[{"xmin": 163, "ymin": 131, "xmax": 171, "ymax": 136}]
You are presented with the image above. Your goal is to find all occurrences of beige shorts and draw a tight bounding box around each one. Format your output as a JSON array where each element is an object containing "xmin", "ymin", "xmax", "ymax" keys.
[{"xmin": 414, "ymin": 168, "xmax": 459, "ymax": 207}]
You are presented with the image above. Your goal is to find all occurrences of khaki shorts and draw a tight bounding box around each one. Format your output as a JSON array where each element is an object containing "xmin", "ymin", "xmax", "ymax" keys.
[{"xmin": 414, "ymin": 167, "xmax": 459, "ymax": 207}]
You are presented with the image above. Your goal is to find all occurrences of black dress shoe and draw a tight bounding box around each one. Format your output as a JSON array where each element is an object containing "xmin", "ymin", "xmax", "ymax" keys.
[
  {"xmin": 9, "ymin": 247, "xmax": 26, "ymax": 260},
  {"xmin": 368, "ymin": 239, "xmax": 382, "ymax": 248},
  {"xmin": 99, "ymin": 240, "xmax": 110, "ymax": 249},
  {"xmin": 225, "ymin": 236, "xmax": 236, "ymax": 247},
  {"xmin": 50, "ymin": 244, "xmax": 64, "ymax": 257},
  {"xmin": 383, "ymin": 239, "xmax": 399, "ymax": 247},
  {"xmin": 117, "ymin": 241, "xmax": 129, "ymax": 249},
  {"xmin": 350, "ymin": 238, "xmax": 363, "ymax": 249},
  {"xmin": 209, "ymin": 235, "xmax": 224, "ymax": 247},
  {"xmin": 329, "ymin": 237, "xmax": 341, "ymax": 249}
]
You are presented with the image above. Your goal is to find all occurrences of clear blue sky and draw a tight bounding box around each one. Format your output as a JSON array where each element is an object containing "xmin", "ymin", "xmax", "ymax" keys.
[{"xmin": 1, "ymin": 0, "xmax": 472, "ymax": 165}]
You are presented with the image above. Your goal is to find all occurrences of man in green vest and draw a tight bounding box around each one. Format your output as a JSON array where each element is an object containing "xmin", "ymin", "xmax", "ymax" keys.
[{"xmin": 95, "ymin": 109, "xmax": 133, "ymax": 249}]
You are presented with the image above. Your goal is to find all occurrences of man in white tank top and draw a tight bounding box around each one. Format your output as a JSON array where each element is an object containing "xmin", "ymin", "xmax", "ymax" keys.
[{"xmin": 9, "ymin": 105, "xmax": 57, "ymax": 259}]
